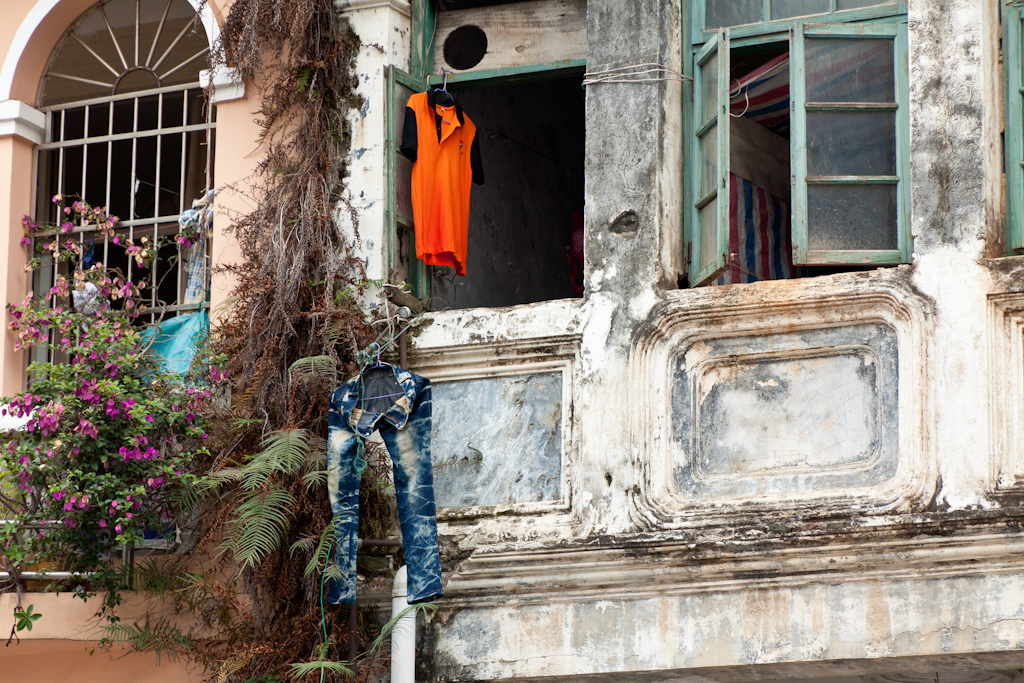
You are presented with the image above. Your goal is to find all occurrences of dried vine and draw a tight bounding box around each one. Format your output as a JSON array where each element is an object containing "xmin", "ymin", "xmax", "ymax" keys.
[
  {"xmin": 214, "ymin": 0, "xmax": 370, "ymax": 420},
  {"xmin": 133, "ymin": 1, "xmax": 401, "ymax": 680}
]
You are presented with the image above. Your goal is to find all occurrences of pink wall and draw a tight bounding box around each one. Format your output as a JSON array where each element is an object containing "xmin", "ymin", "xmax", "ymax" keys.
[
  {"xmin": 0, "ymin": 134, "xmax": 32, "ymax": 396},
  {"xmin": 2, "ymin": 641, "xmax": 203, "ymax": 683}
]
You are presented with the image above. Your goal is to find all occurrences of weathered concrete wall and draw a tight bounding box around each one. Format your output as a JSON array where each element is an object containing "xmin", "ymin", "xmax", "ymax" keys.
[{"xmin": 346, "ymin": 0, "xmax": 1024, "ymax": 680}]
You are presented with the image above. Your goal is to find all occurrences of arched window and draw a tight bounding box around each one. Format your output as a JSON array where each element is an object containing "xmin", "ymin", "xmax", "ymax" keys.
[{"xmin": 31, "ymin": 0, "xmax": 215, "ymax": 363}]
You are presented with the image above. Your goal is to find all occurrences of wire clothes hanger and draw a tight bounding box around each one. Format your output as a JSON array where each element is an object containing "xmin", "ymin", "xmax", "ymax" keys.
[
  {"xmin": 433, "ymin": 67, "xmax": 455, "ymax": 106},
  {"xmin": 358, "ymin": 343, "xmax": 406, "ymax": 402}
]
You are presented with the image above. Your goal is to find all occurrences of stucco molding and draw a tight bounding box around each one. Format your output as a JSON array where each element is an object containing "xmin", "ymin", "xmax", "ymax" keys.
[
  {"xmin": 199, "ymin": 66, "xmax": 245, "ymax": 104},
  {"xmin": 0, "ymin": 99, "xmax": 45, "ymax": 144},
  {"xmin": 627, "ymin": 270, "xmax": 936, "ymax": 528},
  {"xmin": 441, "ymin": 523, "xmax": 1024, "ymax": 606},
  {"xmin": 0, "ymin": 0, "xmax": 220, "ymax": 103},
  {"xmin": 410, "ymin": 334, "xmax": 581, "ymax": 530},
  {"xmin": 988, "ymin": 291, "xmax": 1024, "ymax": 493},
  {"xmin": 333, "ymin": 0, "xmax": 412, "ymax": 18}
]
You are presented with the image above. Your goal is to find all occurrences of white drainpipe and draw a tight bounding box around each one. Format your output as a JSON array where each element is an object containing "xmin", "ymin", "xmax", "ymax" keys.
[{"xmin": 391, "ymin": 565, "xmax": 416, "ymax": 683}]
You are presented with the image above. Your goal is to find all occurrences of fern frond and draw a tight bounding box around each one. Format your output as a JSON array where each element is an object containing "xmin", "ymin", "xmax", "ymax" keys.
[
  {"xmin": 302, "ymin": 468, "xmax": 328, "ymax": 492},
  {"xmin": 322, "ymin": 564, "xmax": 344, "ymax": 582},
  {"xmin": 130, "ymin": 558, "xmax": 184, "ymax": 598},
  {"xmin": 369, "ymin": 603, "xmax": 438, "ymax": 655},
  {"xmin": 99, "ymin": 620, "xmax": 194, "ymax": 665},
  {"xmin": 238, "ymin": 429, "xmax": 311, "ymax": 490},
  {"xmin": 289, "ymin": 355, "xmax": 338, "ymax": 384},
  {"xmin": 289, "ymin": 534, "xmax": 317, "ymax": 556},
  {"xmin": 223, "ymin": 486, "xmax": 295, "ymax": 569},
  {"xmin": 303, "ymin": 523, "xmax": 335, "ymax": 579},
  {"xmin": 289, "ymin": 659, "xmax": 353, "ymax": 680}
]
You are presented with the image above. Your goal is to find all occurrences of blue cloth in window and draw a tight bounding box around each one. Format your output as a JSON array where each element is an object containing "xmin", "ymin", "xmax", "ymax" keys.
[
  {"xmin": 326, "ymin": 364, "xmax": 443, "ymax": 605},
  {"xmin": 140, "ymin": 310, "xmax": 209, "ymax": 376}
]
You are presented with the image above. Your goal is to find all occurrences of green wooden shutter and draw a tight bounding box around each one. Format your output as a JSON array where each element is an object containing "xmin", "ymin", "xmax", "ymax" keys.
[
  {"xmin": 1005, "ymin": 3, "xmax": 1024, "ymax": 253},
  {"xmin": 791, "ymin": 21, "xmax": 910, "ymax": 265},
  {"xmin": 386, "ymin": 66, "xmax": 429, "ymax": 298},
  {"xmin": 690, "ymin": 29, "xmax": 731, "ymax": 287}
]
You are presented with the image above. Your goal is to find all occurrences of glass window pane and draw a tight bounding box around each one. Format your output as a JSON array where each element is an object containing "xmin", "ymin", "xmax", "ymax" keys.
[
  {"xmin": 699, "ymin": 197, "xmax": 720, "ymax": 272},
  {"xmin": 162, "ymin": 92, "xmax": 185, "ymax": 128},
  {"xmin": 701, "ymin": 52, "xmax": 719, "ymax": 126},
  {"xmin": 699, "ymin": 126, "xmax": 718, "ymax": 197},
  {"xmin": 134, "ymin": 136, "xmax": 158, "ymax": 220},
  {"xmin": 158, "ymin": 133, "xmax": 185, "ymax": 217},
  {"xmin": 807, "ymin": 111, "xmax": 895, "ymax": 176},
  {"xmin": 772, "ymin": 0, "xmax": 829, "ymax": 20},
  {"xmin": 837, "ymin": 0, "xmax": 897, "ymax": 9},
  {"xmin": 807, "ymin": 184, "xmax": 897, "ymax": 250},
  {"xmin": 706, "ymin": 0, "xmax": 763, "ymax": 29},
  {"xmin": 87, "ymin": 103, "xmax": 110, "ymax": 137},
  {"xmin": 805, "ymin": 38, "xmax": 894, "ymax": 103},
  {"xmin": 112, "ymin": 99, "xmax": 135, "ymax": 135},
  {"xmin": 109, "ymin": 139, "xmax": 134, "ymax": 219},
  {"xmin": 62, "ymin": 145, "xmax": 84, "ymax": 200},
  {"xmin": 138, "ymin": 94, "xmax": 160, "ymax": 132},
  {"xmin": 64, "ymin": 108, "xmax": 86, "ymax": 141},
  {"xmin": 84, "ymin": 143, "xmax": 109, "ymax": 207}
]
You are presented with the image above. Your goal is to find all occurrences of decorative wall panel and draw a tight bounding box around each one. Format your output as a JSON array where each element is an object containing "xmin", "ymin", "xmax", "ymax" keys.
[
  {"xmin": 988, "ymin": 292, "xmax": 1024, "ymax": 493},
  {"xmin": 432, "ymin": 372, "xmax": 563, "ymax": 508},
  {"xmin": 628, "ymin": 277, "xmax": 934, "ymax": 525},
  {"xmin": 672, "ymin": 324, "xmax": 899, "ymax": 499}
]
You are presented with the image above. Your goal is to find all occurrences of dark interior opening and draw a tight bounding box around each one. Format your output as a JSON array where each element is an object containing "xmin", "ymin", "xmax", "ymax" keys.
[{"xmin": 429, "ymin": 75, "xmax": 585, "ymax": 310}]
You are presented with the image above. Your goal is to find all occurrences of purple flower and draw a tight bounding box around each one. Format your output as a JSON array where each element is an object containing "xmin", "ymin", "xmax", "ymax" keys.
[{"xmin": 98, "ymin": 519, "xmax": 106, "ymax": 528}]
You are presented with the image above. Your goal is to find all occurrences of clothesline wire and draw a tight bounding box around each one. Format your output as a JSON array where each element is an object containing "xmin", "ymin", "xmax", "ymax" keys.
[{"xmin": 582, "ymin": 62, "xmax": 692, "ymax": 86}]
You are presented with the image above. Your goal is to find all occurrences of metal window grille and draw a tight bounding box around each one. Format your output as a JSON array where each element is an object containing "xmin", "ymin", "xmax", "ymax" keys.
[{"xmin": 30, "ymin": 0, "xmax": 215, "ymax": 366}]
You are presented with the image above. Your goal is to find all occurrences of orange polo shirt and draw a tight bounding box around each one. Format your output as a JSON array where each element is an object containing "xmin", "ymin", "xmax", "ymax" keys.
[{"xmin": 401, "ymin": 91, "xmax": 484, "ymax": 276}]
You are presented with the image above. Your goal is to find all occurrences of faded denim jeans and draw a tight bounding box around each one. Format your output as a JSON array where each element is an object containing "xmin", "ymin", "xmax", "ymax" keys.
[{"xmin": 326, "ymin": 364, "xmax": 443, "ymax": 604}]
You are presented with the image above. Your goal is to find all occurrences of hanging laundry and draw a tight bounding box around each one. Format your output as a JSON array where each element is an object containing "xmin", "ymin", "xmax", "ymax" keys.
[
  {"xmin": 140, "ymin": 310, "xmax": 209, "ymax": 376},
  {"xmin": 401, "ymin": 90, "xmax": 484, "ymax": 276},
  {"xmin": 179, "ymin": 190, "xmax": 214, "ymax": 306},
  {"xmin": 325, "ymin": 361, "xmax": 443, "ymax": 605}
]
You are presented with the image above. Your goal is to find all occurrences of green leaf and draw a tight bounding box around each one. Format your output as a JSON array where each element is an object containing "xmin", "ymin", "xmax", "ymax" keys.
[
  {"xmin": 237, "ymin": 429, "xmax": 311, "ymax": 491},
  {"xmin": 288, "ymin": 659, "xmax": 353, "ymax": 679},
  {"xmin": 223, "ymin": 485, "xmax": 296, "ymax": 569}
]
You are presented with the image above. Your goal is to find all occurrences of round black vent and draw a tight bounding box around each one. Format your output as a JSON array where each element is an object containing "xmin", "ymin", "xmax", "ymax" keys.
[{"xmin": 443, "ymin": 25, "xmax": 488, "ymax": 70}]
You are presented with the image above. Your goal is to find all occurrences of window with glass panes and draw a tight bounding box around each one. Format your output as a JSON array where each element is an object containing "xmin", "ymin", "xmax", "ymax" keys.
[
  {"xmin": 688, "ymin": 0, "xmax": 909, "ymax": 287},
  {"xmin": 32, "ymin": 0, "xmax": 215, "ymax": 363}
]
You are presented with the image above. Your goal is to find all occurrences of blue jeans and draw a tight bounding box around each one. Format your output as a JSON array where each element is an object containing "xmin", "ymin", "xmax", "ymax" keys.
[{"xmin": 326, "ymin": 364, "xmax": 443, "ymax": 604}]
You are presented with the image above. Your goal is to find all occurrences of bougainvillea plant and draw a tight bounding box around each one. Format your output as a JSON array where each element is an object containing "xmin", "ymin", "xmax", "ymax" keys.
[{"xmin": 0, "ymin": 197, "xmax": 221, "ymax": 624}]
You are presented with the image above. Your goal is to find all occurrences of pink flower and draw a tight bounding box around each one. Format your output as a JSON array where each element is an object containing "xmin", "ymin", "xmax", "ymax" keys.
[
  {"xmin": 115, "ymin": 524, "xmax": 122, "ymax": 533},
  {"xmin": 20, "ymin": 237, "xmax": 30, "ymax": 246},
  {"xmin": 98, "ymin": 519, "xmax": 106, "ymax": 528}
]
